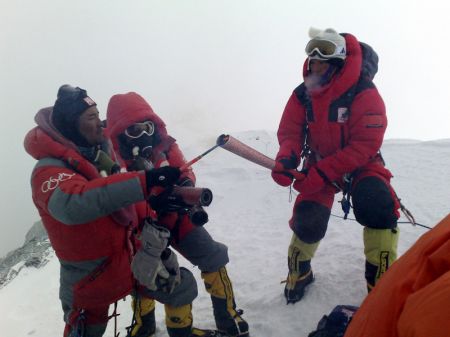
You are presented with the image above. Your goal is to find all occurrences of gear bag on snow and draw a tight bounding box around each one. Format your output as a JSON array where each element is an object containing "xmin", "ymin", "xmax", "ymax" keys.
[{"xmin": 307, "ymin": 305, "xmax": 358, "ymax": 337}]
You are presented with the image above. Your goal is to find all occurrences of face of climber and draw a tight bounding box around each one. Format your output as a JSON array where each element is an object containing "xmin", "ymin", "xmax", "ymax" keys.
[
  {"xmin": 309, "ymin": 59, "xmax": 332, "ymax": 76},
  {"xmin": 78, "ymin": 106, "xmax": 105, "ymax": 146}
]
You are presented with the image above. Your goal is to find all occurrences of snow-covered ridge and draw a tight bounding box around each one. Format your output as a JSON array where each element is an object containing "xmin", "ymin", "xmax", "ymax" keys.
[{"xmin": 384, "ymin": 138, "xmax": 450, "ymax": 146}]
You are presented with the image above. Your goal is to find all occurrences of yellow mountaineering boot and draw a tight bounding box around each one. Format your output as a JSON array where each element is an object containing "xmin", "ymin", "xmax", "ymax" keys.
[
  {"xmin": 165, "ymin": 303, "xmax": 193, "ymax": 337},
  {"xmin": 284, "ymin": 235, "xmax": 318, "ymax": 304},
  {"xmin": 363, "ymin": 227, "xmax": 399, "ymax": 291},
  {"xmin": 127, "ymin": 296, "xmax": 156, "ymax": 337},
  {"xmin": 165, "ymin": 304, "xmax": 221, "ymax": 337},
  {"xmin": 202, "ymin": 267, "xmax": 249, "ymax": 337}
]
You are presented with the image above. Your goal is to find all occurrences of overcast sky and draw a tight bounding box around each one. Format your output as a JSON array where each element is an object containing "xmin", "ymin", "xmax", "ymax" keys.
[{"xmin": 1, "ymin": 0, "xmax": 449, "ymax": 256}]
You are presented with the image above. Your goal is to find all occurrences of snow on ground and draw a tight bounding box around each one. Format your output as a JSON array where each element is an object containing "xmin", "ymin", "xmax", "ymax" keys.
[{"xmin": 1, "ymin": 131, "xmax": 449, "ymax": 337}]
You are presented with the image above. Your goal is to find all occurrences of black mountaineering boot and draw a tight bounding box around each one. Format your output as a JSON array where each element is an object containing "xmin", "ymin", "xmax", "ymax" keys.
[{"xmin": 284, "ymin": 269, "xmax": 314, "ymax": 304}]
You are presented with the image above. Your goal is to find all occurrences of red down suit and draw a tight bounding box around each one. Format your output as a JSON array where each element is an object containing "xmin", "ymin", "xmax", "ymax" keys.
[
  {"xmin": 106, "ymin": 92, "xmax": 229, "ymax": 273},
  {"xmin": 276, "ymin": 33, "xmax": 400, "ymax": 236},
  {"xmin": 24, "ymin": 107, "xmax": 147, "ymax": 311}
]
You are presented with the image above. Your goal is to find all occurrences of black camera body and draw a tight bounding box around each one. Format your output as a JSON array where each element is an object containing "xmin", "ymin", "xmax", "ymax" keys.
[
  {"xmin": 149, "ymin": 186, "xmax": 213, "ymax": 226},
  {"xmin": 171, "ymin": 186, "xmax": 212, "ymax": 226}
]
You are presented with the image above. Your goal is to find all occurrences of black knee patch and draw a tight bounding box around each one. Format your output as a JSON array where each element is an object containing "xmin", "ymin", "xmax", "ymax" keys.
[
  {"xmin": 352, "ymin": 176, "xmax": 398, "ymax": 229},
  {"xmin": 292, "ymin": 201, "xmax": 330, "ymax": 243}
]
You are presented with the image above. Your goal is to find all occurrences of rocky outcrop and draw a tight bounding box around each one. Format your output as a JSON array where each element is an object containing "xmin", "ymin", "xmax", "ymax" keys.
[{"xmin": 0, "ymin": 220, "xmax": 52, "ymax": 288}]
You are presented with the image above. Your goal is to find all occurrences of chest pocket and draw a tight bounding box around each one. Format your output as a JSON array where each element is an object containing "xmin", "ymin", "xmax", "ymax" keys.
[
  {"xmin": 294, "ymin": 78, "xmax": 375, "ymax": 151},
  {"xmin": 329, "ymin": 87, "xmax": 355, "ymax": 124},
  {"xmin": 328, "ymin": 87, "xmax": 356, "ymax": 149},
  {"xmin": 294, "ymin": 83, "xmax": 356, "ymax": 125}
]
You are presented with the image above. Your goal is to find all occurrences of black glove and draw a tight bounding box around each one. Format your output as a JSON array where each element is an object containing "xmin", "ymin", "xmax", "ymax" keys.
[
  {"xmin": 148, "ymin": 188, "xmax": 187, "ymax": 213},
  {"xmin": 158, "ymin": 248, "xmax": 181, "ymax": 294},
  {"xmin": 279, "ymin": 152, "xmax": 298, "ymax": 171},
  {"xmin": 177, "ymin": 177, "xmax": 195, "ymax": 187},
  {"xmin": 271, "ymin": 152, "xmax": 298, "ymax": 187},
  {"xmin": 146, "ymin": 166, "xmax": 181, "ymax": 189}
]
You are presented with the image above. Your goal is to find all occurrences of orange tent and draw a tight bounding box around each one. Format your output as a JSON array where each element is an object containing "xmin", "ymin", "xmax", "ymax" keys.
[{"xmin": 345, "ymin": 213, "xmax": 450, "ymax": 337}]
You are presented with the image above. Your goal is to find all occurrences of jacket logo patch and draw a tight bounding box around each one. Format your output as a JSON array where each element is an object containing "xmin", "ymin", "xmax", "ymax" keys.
[
  {"xmin": 41, "ymin": 173, "xmax": 76, "ymax": 193},
  {"xmin": 337, "ymin": 107, "xmax": 349, "ymax": 123},
  {"xmin": 83, "ymin": 96, "xmax": 96, "ymax": 106}
]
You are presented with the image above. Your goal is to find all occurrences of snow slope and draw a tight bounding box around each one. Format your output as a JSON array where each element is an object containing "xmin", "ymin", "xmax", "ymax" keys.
[{"xmin": 1, "ymin": 131, "xmax": 449, "ymax": 337}]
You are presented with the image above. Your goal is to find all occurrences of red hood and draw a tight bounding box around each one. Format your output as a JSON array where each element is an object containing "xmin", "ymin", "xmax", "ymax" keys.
[
  {"xmin": 302, "ymin": 33, "xmax": 362, "ymax": 98},
  {"xmin": 106, "ymin": 92, "xmax": 169, "ymax": 151},
  {"xmin": 24, "ymin": 106, "xmax": 136, "ymax": 227},
  {"xmin": 24, "ymin": 107, "xmax": 80, "ymax": 161},
  {"xmin": 24, "ymin": 107, "xmax": 113, "ymax": 180}
]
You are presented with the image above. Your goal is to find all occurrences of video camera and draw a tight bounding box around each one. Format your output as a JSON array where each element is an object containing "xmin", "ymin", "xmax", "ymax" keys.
[{"xmin": 149, "ymin": 186, "xmax": 213, "ymax": 226}]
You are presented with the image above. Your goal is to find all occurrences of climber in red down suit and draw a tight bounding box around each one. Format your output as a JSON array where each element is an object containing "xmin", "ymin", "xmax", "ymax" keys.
[
  {"xmin": 271, "ymin": 28, "xmax": 401, "ymax": 303},
  {"xmin": 106, "ymin": 91, "xmax": 249, "ymax": 337}
]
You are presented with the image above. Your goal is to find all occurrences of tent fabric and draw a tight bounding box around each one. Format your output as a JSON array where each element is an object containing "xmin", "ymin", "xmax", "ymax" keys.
[{"xmin": 345, "ymin": 213, "xmax": 450, "ymax": 337}]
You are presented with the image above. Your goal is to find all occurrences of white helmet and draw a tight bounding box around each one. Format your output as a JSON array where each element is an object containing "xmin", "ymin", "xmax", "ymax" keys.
[{"xmin": 305, "ymin": 27, "xmax": 346, "ymax": 61}]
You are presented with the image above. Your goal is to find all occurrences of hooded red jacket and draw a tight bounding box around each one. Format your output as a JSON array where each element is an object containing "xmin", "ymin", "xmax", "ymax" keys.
[
  {"xmin": 276, "ymin": 33, "xmax": 390, "ymax": 183},
  {"xmin": 106, "ymin": 92, "xmax": 194, "ymax": 182},
  {"xmin": 106, "ymin": 92, "xmax": 196, "ymax": 239},
  {"xmin": 24, "ymin": 107, "xmax": 148, "ymax": 308}
]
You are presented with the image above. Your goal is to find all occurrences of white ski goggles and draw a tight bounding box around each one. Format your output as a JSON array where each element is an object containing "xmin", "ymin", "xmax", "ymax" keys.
[
  {"xmin": 124, "ymin": 121, "xmax": 155, "ymax": 138},
  {"xmin": 305, "ymin": 39, "xmax": 345, "ymax": 60}
]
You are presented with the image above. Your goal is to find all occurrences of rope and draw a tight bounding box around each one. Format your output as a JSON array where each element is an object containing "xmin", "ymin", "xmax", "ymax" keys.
[
  {"xmin": 107, "ymin": 301, "xmax": 121, "ymax": 337},
  {"xmin": 72, "ymin": 309, "xmax": 86, "ymax": 337},
  {"xmin": 125, "ymin": 287, "xmax": 140, "ymax": 337},
  {"xmin": 329, "ymin": 213, "xmax": 432, "ymax": 230},
  {"xmin": 288, "ymin": 181, "xmax": 431, "ymax": 230}
]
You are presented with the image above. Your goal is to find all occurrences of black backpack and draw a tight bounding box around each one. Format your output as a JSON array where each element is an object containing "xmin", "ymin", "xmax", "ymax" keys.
[
  {"xmin": 307, "ymin": 305, "xmax": 358, "ymax": 337},
  {"xmin": 359, "ymin": 41, "xmax": 378, "ymax": 80}
]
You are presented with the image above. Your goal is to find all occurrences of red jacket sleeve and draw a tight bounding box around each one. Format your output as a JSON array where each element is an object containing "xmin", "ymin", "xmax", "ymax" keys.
[
  {"xmin": 33, "ymin": 164, "xmax": 147, "ymax": 225},
  {"xmin": 316, "ymin": 87, "xmax": 387, "ymax": 181},
  {"xmin": 276, "ymin": 93, "xmax": 307, "ymax": 165}
]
